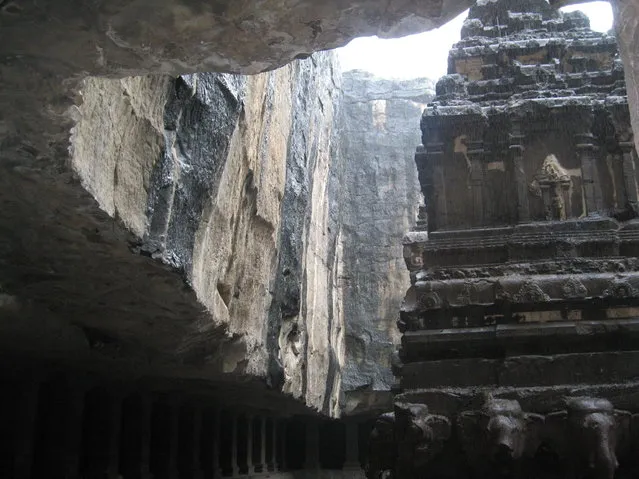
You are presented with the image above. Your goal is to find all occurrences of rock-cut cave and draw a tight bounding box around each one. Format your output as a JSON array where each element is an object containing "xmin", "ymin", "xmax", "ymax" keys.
[{"xmin": 3, "ymin": 0, "xmax": 639, "ymax": 478}]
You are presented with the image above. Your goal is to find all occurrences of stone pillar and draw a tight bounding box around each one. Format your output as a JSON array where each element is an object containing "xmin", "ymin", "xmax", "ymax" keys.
[
  {"xmin": 467, "ymin": 139, "xmax": 485, "ymax": 226},
  {"xmin": 246, "ymin": 414, "xmax": 254, "ymax": 474},
  {"xmin": 426, "ymin": 141, "xmax": 446, "ymax": 232},
  {"xmin": 140, "ymin": 395, "xmax": 153, "ymax": 479},
  {"xmin": 414, "ymin": 146, "xmax": 432, "ymax": 231},
  {"xmin": 575, "ymin": 132, "xmax": 601, "ymax": 215},
  {"xmin": 167, "ymin": 397, "xmax": 180, "ymax": 479},
  {"xmin": 231, "ymin": 412, "xmax": 240, "ymax": 477},
  {"xmin": 509, "ymin": 121, "xmax": 529, "ymax": 223},
  {"xmin": 212, "ymin": 408, "xmax": 222, "ymax": 479},
  {"xmin": 63, "ymin": 383, "xmax": 86, "ymax": 479},
  {"xmin": 343, "ymin": 420, "xmax": 361, "ymax": 470},
  {"xmin": 255, "ymin": 416, "xmax": 266, "ymax": 474},
  {"xmin": 268, "ymin": 419, "xmax": 277, "ymax": 472},
  {"xmin": 609, "ymin": 104, "xmax": 638, "ymax": 216},
  {"xmin": 620, "ymin": 139, "xmax": 639, "ymax": 214},
  {"xmin": 13, "ymin": 378, "xmax": 39, "ymax": 479},
  {"xmin": 106, "ymin": 393, "xmax": 123, "ymax": 479},
  {"xmin": 304, "ymin": 420, "xmax": 320, "ymax": 470},
  {"xmin": 278, "ymin": 419, "xmax": 288, "ymax": 471},
  {"xmin": 191, "ymin": 406, "xmax": 203, "ymax": 479}
]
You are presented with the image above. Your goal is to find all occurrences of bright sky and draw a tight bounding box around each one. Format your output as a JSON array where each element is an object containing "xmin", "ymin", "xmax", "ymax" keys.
[{"xmin": 337, "ymin": 1, "xmax": 614, "ymax": 80}]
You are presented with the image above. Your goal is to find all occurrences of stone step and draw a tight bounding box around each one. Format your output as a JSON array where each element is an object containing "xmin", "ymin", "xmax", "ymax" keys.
[
  {"xmin": 400, "ymin": 350, "xmax": 639, "ymax": 389},
  {"xmin": 401, "ymin": 317, "xmax": 639, "ymax": 360}
]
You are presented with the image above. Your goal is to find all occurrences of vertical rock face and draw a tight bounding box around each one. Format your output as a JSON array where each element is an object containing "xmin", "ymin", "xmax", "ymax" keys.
[
  {"xmin": 57, "ymin": 54, "xmax": 434, "ymax": 417},
  {"xmin": 337, "ymin": 71, "xmax": 434, "ymax": 414},
  {"xmin": 71, "ymin": 53, "xmax": 345, "ymax": 415}
]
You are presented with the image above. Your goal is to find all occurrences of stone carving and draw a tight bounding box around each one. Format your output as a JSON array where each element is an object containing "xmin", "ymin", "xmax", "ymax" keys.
[
  {"xmin": 458, "ymin": 396, "xmax": 544, "ymax": 478},
  {"xmin": 418, "ymin": 291, "xmax": 442, "ymax": 309},
  {"xmin": 512, "ymin": 281, "xmax": 550, "ymax": 303},
  {"xmin": 394, "ymin": 403, "xmax": 451, "ymax": 478},
  {"xmin": 397, "ymin": 0, "xmax": 639, "ymax": 477},
  {"xmin": 455, "ymin": 283, "xmax": 473, "ymax": 306},
  {"xmin": 531, "ymin": 154, "xmax": 572, "ymax": 221},
  {"xmin": 367, "ymin": 412, "xmax": 397, "ymax": 479},
  {"xmin": 367, "ymin": 404, "xmax": 451, "ymax": 479},
  {"xmin": 604, "ymin": 280, "xmax": 636, "ymax": 299},
  {"xmin": 562, "ymin": 277, "xmax": 588, "ymax": 299},
  {"xmin": 545, "ymin": 397, "xmax": 631, "ymax": 479}
]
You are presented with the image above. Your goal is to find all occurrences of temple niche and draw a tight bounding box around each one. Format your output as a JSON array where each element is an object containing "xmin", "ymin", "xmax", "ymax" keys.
[{"xmin": 380, "ymin": 0, "xmax": 639, "ymax": 478}]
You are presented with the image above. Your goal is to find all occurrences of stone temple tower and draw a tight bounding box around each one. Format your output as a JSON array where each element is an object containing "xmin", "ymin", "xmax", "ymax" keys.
[{"xmin": 368, "ymin": 1, "xmax": 639, "ymax": 478}]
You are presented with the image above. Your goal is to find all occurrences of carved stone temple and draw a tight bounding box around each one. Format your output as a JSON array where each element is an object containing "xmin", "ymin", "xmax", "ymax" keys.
[{"xmin": 370, "ymin": 1, "xmax": 639, "ymax": 478}]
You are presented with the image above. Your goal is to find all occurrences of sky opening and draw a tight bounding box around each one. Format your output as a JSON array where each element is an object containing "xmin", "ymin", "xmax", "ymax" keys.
[{"xmin": 337, "ymin": 1, "xmax": 614, "ymax": 80}]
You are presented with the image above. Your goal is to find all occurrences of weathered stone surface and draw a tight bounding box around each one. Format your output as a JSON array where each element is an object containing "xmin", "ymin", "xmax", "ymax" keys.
[
  {"xmin": 1, "ymin": 52, "xmax": 345, "ymax": 415},
  {"xmin": 338, "ymin": 71, "xmax": 434, "ymax": 414},
  {"xmin": 390, "ymin": 2, "xmax": 639, "ymax": 476},
  {"xmin": 1, "ymin": 0, "xmax": 472, "ymax": 77}
]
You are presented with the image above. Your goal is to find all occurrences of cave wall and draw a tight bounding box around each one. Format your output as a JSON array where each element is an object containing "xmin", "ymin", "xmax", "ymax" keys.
[
  {"xmin": 70, "ymin": 52, "xmax": 345, "ymax": 415},
  {"xmin": 337, "ymin": 71, "xmax": 434, "ymax": 414}
]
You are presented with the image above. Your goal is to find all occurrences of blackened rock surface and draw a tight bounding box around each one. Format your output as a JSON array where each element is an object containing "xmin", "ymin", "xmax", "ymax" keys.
[
  {"xmin": 7, "ymin": 52, "xmax": 345, "ymax": 415},
  {"xmin": 338, "ymin": 70, "xmax": 435, "ymax": 415}
]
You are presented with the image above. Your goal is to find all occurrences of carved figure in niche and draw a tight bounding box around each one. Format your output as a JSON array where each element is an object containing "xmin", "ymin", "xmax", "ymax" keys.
[
  {"xmin": 367, "ymin": 412, "xmax": 396, "ymax": 479},
  {"xmin": 545, "ymin": 397, "xmax": 631, "ymax": 479},
  {"xmin": 458, "ymin": 395, "xmax": 544, "ymax": 478},
  {"xmin": 529, "ymin": 154, "xmax": 572, "ymax": 221},
  {"xmin": 394, "ymin": 402, "xmax": 451, "ymax": 479}
]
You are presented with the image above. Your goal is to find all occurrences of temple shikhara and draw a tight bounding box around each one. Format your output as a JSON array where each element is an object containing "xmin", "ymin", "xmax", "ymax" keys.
[{"xmin": 372, "ymin": 0, "xmax": 639, "ymax": 478}]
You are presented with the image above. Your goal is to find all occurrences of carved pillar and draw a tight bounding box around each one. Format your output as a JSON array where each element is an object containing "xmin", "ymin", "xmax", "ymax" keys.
[
  {"xmin": 140, "ymin": 395, "xmax": 153, "ymax": 479},
  {"xmin": 425, "ymin": 140, "xmax": 446, "ymax": 232},
  {"xmin": 212, "ymin": 408, "xmax": 222, "ymax": 479},
  {"xmin": 414, "ymin": 146, "xmax": 432, "ymax": 231},
  {"xmin": 167, "ymin": 397, "xmax": 180, "ymax": 479},
  {"xmin": 106, "ymin": 392, "xmax": 123, "ymax": 479},
  {"xmin": 246, "ymin": 414, "xmax": 254, "ymax": 474},
  {"xmin": 575, "ymin": 132, "xmax": 601, "ymax": 215},
  {"xmin": 191, "ymin": 406, "xmax": 203, "ymax": 479},
  {"xmin": 63, "ymin": 383, "xmax": 86, "ymax": 479},
  {"xmin": 13, "ymin": 378, "xmax": 39, "ymax": 479},
  {"xmin": 231, "ymin": 413, "xmax": 240, "ymax": 477},
  {"xmin": 343, "ymin": 420, "xmax": 360, "ymax": 470},
  {"xmin": 467, "ymin": 138, "xmax": 485, "ymax": 226},
  {"xmin": 268, "ymin": 419, "xmax": 277, "ymax": 472},
  {"xmin": 610, "ymin": 104, "xmax": 638, "ymax": 216},
  {"xmin": 304, "ymin": 419, "xmax": 320, "ymax": 470},
  {"xmin": 619, "ymin": 141, "xmax": 638, "ymax": 213},
  {"xmin": 614, "ymin": 115, "xmax": 639, "ymax": 216},
  {"xmin": 256, "ymin": 415, "xmax": 267, "ymax": 474},
  {"xmin": 278, "ymin": 419, "xmax": 288, "ymax": 471},
  {"xmin": 509, "ymin": 120, "xmax": 530, "ymax": 222}
]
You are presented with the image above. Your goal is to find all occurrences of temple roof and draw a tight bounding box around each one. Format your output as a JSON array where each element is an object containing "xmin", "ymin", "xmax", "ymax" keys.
[
  {"xmin": 461, "ymin": 0, "xmax": 587, "ymax": 39},
  {"xmin": 424, "ymin": 0, "xmax": 624, "ymax": 120}
]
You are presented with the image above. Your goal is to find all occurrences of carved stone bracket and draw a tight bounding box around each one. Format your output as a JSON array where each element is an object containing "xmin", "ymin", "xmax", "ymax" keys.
[{"xmin": 368, "ymin": 397, "xmax": 637, "ymax": 479}]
